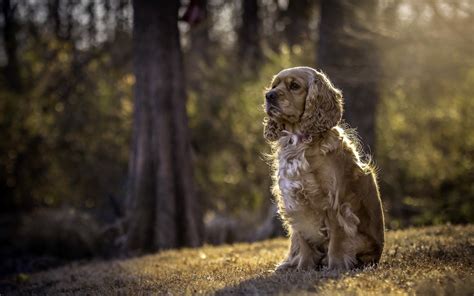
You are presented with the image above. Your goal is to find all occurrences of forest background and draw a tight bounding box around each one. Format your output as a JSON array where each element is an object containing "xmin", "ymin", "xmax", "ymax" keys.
[{"xmin": 0, "ymin": 0, "xmax": 473, "ymax": 274}]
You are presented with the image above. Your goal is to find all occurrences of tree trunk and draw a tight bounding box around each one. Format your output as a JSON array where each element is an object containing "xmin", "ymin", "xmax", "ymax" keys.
[
  {"xmin": 126, "ymin": 0, "xmax": 202, "ymax": 252},
  {"xmin": 317, "ymin": 0, "xmax": 380, "ymax": 153},
  {"xmin": 238, "ymin": 0, "xmax": 261, "ymax": 71},
  {"xmin": 2, "ymin": 0, "xmax": 22, "ymax": 92},
  {"xmin": 86, "ymin": 0, "xmax": 96, "ymax": 43},
  {"xmin": 47, "ymin": 0, "xmax": 61, "ymax": 38},
  {"xmin": 283, "ymin": 0, "xmax": 313, "ymax": 48},
  {"xmin": 189, "ymin": 0, "xmax": 211, "ymax": 66}
]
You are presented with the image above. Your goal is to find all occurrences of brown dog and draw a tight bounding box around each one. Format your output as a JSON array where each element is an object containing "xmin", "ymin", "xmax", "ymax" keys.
[{"xmin": 263, "ymin": 67, "xmax": 384, "ymax": 271}]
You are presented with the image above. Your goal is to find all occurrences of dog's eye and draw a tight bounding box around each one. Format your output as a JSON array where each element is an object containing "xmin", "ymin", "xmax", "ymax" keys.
[{"xmin": 289, "ymin": 82, "xmax": 300, "ymax": 90}]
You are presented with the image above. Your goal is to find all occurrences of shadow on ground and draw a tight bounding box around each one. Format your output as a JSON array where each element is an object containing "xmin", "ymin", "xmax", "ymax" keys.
[{"xmin": 215, "ymin": 268, "xmax": 349, "ymax": 295}]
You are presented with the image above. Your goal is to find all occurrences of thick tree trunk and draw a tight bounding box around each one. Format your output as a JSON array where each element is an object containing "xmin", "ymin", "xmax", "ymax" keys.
[
  {"xmin": 317, "ymin": 0, "xmax": 380, "ymax": 153},
  {"xmin": 126, "ymin": 0, "xmax": 202, "ymax": 252}
]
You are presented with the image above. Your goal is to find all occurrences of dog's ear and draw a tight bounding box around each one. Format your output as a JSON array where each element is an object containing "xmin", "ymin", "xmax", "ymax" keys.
[
  {"xmin": 300, "ymin": 71, "xmax": 343, "ymax": 135},
  {"xmin": 263, "ymin": 117, "xmax": 284, "ymax": 142}
]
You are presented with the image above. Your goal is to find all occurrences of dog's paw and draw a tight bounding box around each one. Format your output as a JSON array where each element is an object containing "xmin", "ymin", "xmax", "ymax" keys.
[
  {"xmin": 297, "ymin": 255, "xmax": 318, "ymax": 271},
  {"xmin": 320, "ymin": 255, "xmax": 328, "ymax": 266},
  {"xmin": 275, "ymin": 261, "xmax": 295, "ymax": 272},
  {"xmin": 328, "ymin": 259, "xmax": 346, "ymax": 271},
  {"xmin": 328, "ymin": 254, "xmax": 356, "ymax": 271}
]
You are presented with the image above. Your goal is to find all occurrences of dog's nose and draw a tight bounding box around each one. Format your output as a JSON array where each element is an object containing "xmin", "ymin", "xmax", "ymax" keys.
[{"xmin": 265, "ymin": 91, "xmax": 278, "ymax": 103}]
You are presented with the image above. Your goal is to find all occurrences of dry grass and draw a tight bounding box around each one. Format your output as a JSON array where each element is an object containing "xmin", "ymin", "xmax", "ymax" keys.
[{"xmin": 2, "ymin": 224, "xmax": 473, "ymax": 295}]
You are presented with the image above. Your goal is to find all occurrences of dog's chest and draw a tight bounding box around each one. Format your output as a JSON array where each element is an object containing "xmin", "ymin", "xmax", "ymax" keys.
[{"xmin": 277, "ymin": 137, "xmax": 329, "ymax": 242}]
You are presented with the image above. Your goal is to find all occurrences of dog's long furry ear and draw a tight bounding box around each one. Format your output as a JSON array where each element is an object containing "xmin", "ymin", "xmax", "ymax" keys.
[
  {"xmin": 300, "ymin": 71, "xmax": 343, "ymax": 135},
  {"xmin": 263, "ymin": 117, "xmax": 284, "ymax": 142}
]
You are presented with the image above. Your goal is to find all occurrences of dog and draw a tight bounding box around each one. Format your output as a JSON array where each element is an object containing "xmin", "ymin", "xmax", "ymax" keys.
[{"xmin": 263, "ymin": 66, "xmax": 384, "ymax": 271}]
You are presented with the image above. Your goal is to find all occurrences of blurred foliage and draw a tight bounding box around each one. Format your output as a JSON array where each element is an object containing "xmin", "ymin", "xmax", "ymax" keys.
[
  {"xmin": 0, "ymin": 28, "xmax": 132, "ymax": 214},
  {"xmin": 377, "ymin": 0, "xmax": 474, "ymax": 227},
  {"xmin": 0, "ymin": 0, "xmax": 472, "ymax": 230}
]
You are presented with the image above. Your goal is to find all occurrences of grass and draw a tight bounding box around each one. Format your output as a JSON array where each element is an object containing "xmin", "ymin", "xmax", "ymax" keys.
[{"xmin": 2, "ymin": 224, "xmax": 473, "ymax": 295}]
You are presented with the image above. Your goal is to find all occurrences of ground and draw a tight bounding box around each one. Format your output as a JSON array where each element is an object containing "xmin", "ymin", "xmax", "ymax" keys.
[{"xmin": 1, "ymin": 224, "xmax": 473, "ymax": 295}]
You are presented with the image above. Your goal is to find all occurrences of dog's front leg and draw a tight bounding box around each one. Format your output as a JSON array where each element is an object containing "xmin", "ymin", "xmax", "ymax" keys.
[
  {"xmin": 295, "ymin": 232, "xmax": 322, "ymax": 270},
  {"xmin": 277, "ymin": 231, "xmax": 322, "ymax": 271},
  {"xmin": 327, "ymin": 225, "xmax": 357, "ymax": 271},
  {"xmin": 276, "ymin": 231, "xmax": 300, "ymax": 271}
]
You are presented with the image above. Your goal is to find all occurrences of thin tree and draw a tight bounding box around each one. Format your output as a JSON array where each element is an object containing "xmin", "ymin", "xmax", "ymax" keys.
[
  {"xmin": 238, "ymin": 0, "xmax": 262, "ymax": 71},
  {"xmin": 2, "ymin": 0, "xmax": 21, "ymax": 92},
  {"xmin": 282, "ymin": 0, "xmax": 314, "ymax": 48},
  {"xmin": 317, "ymin": 0, "xmax": 380, "ymax": 152},
  {"xmin": 126, "ymin": 0, "xmax": 202, "ymax": 252}
]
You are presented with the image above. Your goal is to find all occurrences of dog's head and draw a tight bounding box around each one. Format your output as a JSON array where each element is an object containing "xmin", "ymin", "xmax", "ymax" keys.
[{"xmin": 263, "ymin": 67, "xmax": 343, "ymax": 141}]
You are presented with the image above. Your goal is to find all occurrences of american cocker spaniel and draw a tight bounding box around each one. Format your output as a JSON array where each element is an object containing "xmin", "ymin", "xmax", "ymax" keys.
[{"xmin": 263, "ymin": 66, "xmax": 385, "ymax": 271}]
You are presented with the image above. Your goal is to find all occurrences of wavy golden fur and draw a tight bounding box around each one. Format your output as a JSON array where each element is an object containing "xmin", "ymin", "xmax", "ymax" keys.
[{"xmin": 263, "ymin": 67, "xmax": 384, "ymax": 271}]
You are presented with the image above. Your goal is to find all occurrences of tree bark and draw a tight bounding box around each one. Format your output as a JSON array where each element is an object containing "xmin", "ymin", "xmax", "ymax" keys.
[
  {"xmin": 317, "ymin": 0, "xmax": 380, "ymax": 153},
  {"xmin": 126, "ymin": 0, "xmax": 202, "ymax": 252}
]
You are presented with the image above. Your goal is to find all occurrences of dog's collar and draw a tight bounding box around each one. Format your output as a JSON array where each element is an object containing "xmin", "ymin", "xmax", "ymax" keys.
[
  {"xmin": 282, "ymin": 131, "xmax": 313, "ymax": 145},
  {"xmin": 296, "ymin": 133, "xmax": 313, "ymax": 144}
]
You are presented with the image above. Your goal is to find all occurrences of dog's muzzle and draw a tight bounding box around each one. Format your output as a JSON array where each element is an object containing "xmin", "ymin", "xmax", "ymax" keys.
[{"xmin": 265, "ymin": 91, "xmax": 279, "ymax": 113}]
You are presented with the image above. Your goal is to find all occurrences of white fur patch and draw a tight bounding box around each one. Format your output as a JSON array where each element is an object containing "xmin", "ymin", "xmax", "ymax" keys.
[
  {"xmin": 275, "ymin": 131, "xmax": 360, "ymax": 243},
  {"xmin": 276, "ymin": 132, "xmax": 326, "ymax": 242},
  {"xmin": 278, "ymin": 133, "xmax": 310, "ymax": 211}
]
